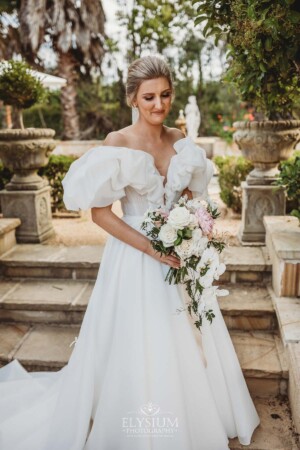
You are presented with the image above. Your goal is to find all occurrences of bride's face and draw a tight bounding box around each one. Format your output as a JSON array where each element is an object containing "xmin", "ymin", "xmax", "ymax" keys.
[{"xmin": 134, "ymin": 77, "xmax": 172, "ymax": 125}]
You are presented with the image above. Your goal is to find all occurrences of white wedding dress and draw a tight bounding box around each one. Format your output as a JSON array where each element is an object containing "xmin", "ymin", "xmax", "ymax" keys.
[{"xmin": 0, "ymin": 136, "xmax": 260, "ymax": 449}]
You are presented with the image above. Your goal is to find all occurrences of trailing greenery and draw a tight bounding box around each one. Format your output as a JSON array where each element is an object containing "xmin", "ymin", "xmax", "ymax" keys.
[
  {"xmin": 194, "ymin": 0, "xmax": 300, "ymax": 119},
  {"xmin": 213, "ymin": 155, "xmax": 254, "ymax": 213},
  {"xmin": 0, "ymin": 59, "xmax": 47, "ymax": 128},
  {"xmin": 38, "ymin": 155, "xmax": 77, "ymax": 212},
  {"xmin": 273, "ymin": 151, "xmax": 300, "ymax": 222}
]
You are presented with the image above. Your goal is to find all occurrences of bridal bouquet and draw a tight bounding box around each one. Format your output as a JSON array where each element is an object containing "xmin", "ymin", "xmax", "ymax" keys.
[{"xmin": 141, "ymin": 196, "xmax": 228, "ymax": 332}]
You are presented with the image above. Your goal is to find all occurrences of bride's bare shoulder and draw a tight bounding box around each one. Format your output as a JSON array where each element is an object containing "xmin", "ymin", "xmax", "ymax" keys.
[
  {"xmin": 164, "ymin": 126, "xmax": 186, "ymax": 144},
  {"xmin": 102, "ymin": 127, "xmax": 133, "ymax": 147}
]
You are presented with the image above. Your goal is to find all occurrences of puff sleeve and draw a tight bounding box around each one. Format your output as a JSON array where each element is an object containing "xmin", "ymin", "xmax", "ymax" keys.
[
  {"xmin": 62, "ymin": 146, "xmax": 154, "ymax": 211},
  {"xmin": 170, "ymin": 136, "xmax": 215, "ymax": 202}
]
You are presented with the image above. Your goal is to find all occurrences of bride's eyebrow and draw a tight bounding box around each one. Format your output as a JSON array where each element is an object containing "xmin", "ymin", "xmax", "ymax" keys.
[{"xmin": 142, "ymin": 89, "xmax": 172, "ymax": 95}]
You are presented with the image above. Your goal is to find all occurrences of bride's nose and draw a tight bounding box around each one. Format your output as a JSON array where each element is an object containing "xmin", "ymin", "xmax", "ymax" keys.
[{"xmin": 153, "ymin": 96, "xmax": 163, "ymax": 109}]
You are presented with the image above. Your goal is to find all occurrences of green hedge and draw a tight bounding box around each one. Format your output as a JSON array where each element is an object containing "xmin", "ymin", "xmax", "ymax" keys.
[
  {"xmin": 0, "ymin": 154, "xmax": 77, "ymax": 213},
  {"xmin": 275, "ymin": 151, "xmax": 300, "ymax": 221},
  {"xmin": 38, "ymin": 155, "xmax": 77, "ymax": 212},
  {"xmin": 213, "ymin": 155, "xmax": 254, "ymax": 213},
  {"xmin": 0, "ymin": 165, "xmax": 14, "ymax": 190}
]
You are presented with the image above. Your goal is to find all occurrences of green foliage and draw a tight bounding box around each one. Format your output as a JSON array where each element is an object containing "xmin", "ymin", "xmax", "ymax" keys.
[
  {"xmin": 213, "ymin": 155, "xmax": 254, "ymax": 213},
  {"xmin": 274, "ymin": 151, "xmax": 300, "ymax": 222},
  {"xmin": 0, "ymin": 60, "xmax": 47, "ymax": 110},
  {"xmin": 76, "ymin": 78, "xmax": 130, "ymax": 139},
  {"xmin": 0, "ymin": 162, "xmax": 13, "ymax": 191},
  {"xmin": 194, "ymin": 0, "xmax": 300, "ymax": 119},
  {"xmin": 198, "ymin": 81, "xmax": 249, "ymax": 142},
  {"xmin": 38, "ymin": 154, "xmax": 76, "ymax": 212},
  {"xmin": 117, "ymin": 0, "xmax": 195, "ymax": 61},
  {"xmin": 21, "ymin": 76, "xmax": 132, "ymax": 139},
  {"xmin": 23, "ymin": 90, "xmax": 63, "ymax": 137}
]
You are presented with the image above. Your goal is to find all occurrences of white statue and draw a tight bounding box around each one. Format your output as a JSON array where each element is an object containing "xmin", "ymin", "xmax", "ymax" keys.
[{"xmin": 184, "ymin": 95, "xmax": 201, "ymax": 140}]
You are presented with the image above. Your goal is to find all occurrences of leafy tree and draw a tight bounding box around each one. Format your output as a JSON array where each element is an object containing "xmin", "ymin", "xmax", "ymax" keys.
[
  {"xmin": 117, "ymin": 0, "xmax": 195, "ymax": 62},
  {"xmin": 8, "ymin": 0, "xmax": 107, "ymax": 139},
  {"xmin": 0, "ymin": 1, "xmax": 21, "ymax": 59},
  {"xmin": 194, "ymin": 0, "xmax": 300, "ymax": 119}
]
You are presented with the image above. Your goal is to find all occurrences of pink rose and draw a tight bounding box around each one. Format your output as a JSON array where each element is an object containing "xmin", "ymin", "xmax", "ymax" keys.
[{"xmin": 195, "ymin": 208, "xmax": 214, "ymax": 236}]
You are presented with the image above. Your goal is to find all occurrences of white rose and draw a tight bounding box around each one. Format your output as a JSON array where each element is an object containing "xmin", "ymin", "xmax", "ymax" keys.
[
  {"xmin": 158, "ymin": 223, "xmax": 177, "ymax": 247},
  {"xmin": 186, "ymin": 197, "xmax": 204, "ymax": 210},
  {"xmin": 168, "ymin": 206, "xmax": 191, "ymax": 230},
  {"xmin": 188, "ymin": 214, "xmax": 199, "ymax": 229},
  {"xmin": 192, "ymin": 228, "xmax": 203, "ymax": 242},
  {"xmin": 175, "ymin": 239, "xmax": 194, "ymax": 260}
]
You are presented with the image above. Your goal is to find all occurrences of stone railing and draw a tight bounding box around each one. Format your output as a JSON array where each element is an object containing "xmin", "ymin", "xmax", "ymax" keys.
[{"xmin": 264, "ymin": 215, "xmax": 300, "ymax": 434}]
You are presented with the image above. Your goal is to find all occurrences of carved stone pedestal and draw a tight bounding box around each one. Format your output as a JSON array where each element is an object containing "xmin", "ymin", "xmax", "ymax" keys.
[
  {"xmin": 238, "ymin": 182, "xmax": 285, "ymax": 243},
  {"xmin": 0, "ymin": 128, "xmax": 56, "ymax": 243},
  {"xmin": 233, "ymin": 120, "xmax": 300, "ymax": 244},
  {"xmin": 0, "ymin": 185, "xmax": 54, "ymax": 243}
]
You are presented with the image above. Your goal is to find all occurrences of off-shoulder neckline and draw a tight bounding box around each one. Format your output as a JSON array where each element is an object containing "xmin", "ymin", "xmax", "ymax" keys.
[
  {"xmin": 102, "ymin": 136, "xmax": 191, "ymax": 160},
  {"xmin": 106, "ymin": 136, "xmax": 191, "ymax": 185}
]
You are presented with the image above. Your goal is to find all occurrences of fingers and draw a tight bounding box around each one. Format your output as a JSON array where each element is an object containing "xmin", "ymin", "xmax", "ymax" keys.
[
  {"xmin": 162, "ymin": 255, "xmax": 181, "ymax": 269},
  {"xmin": 151, "ymin": 249, "xmax": 181, "ymax": 268}
]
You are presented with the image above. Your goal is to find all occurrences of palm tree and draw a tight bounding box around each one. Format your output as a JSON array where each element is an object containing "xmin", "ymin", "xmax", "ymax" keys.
[{"xmin": 18, "ymin": 0, "xmax": 106, "ymax": 139}]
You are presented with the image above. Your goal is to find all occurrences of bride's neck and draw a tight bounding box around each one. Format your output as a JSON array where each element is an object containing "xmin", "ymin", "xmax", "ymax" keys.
[{"xmin": 134, "ymin": 118, "xmax": 165, "ymax": 142}]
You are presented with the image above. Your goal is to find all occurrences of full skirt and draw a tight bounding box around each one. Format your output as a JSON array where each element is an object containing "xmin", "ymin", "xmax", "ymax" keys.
[{"xmin": 0, "ymin": 215, "xmax": 260, "ymax": 450}]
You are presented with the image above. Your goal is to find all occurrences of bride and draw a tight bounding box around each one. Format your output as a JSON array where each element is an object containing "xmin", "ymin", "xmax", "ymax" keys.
[{"xmin": 0, "ymin": 55, "xmax": 260, "ymax": 449}]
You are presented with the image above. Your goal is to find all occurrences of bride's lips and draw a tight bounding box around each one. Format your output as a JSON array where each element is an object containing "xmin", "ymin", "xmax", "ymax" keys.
[{"xmin": 152, "ymin": 111, "xmax": 165, "ymax": 115}]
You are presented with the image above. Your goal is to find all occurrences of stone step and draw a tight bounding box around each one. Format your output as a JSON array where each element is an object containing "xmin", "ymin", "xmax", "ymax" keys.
[
  {"xmin": 0, "ymin": 324, "xmax": 288, "ymax": 399},
  {"xmin": 228, "ymin": 395, "xmax": 299, "ymax": 450},
  {"xmin": 0, "ymin": 218, "xmax": 21, "ymax": 256},
  {"xmin": 0, "ymin": 279, "xmax": 277, "ymax": 331},
  {"xmin": 0, "ymin": 244, "xmax": 272, "ymax": 282}
]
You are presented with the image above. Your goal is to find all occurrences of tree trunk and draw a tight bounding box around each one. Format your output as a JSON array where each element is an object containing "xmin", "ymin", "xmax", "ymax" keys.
[
  {"xmin": 12, "ymin": 107, "xmax": 24, "ymax": 129},
  {"xmin": 57, "ymin": 52, "xmax": 80, "ymax": 140}
]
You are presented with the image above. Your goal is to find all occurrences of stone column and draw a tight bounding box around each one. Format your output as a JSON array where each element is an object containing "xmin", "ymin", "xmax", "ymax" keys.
[{"xmin": 0, "ymin": 129, "xmax": 56, "ymax": 243}]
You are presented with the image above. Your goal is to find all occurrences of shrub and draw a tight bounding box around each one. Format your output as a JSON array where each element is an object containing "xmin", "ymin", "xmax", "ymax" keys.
[
  {"xmin": 0, "ymin": 60, "xmax": 47, "ymax": 128},
  {"xmin": 273, "ymin": 151, "xmax": 300, "ymax": 222},
  {"xmin": 213, "ymin": 155, "xmax": 254, "ymax": 213},
  {"xmin": 0, "ymin": 163, "xmax": 13, "ymax": 190},
  {"xmin": 38, "ymin": 154, "xmax": 77, "ymax": 212}
]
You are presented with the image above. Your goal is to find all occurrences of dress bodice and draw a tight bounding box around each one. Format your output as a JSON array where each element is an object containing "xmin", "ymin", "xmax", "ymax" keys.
[{"xmin": 62, "ymin": 136, "xmax": 214, "ymax": 216}]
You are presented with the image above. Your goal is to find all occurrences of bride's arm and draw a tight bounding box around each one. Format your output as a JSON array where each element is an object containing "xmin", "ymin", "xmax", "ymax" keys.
[
  {"xmin": 91, "ymin": 205, "xmax": 180, "ymax": 269},
  {"xmin": 90, "ymin": 132, "xmax": 180, "ymax": 269}
]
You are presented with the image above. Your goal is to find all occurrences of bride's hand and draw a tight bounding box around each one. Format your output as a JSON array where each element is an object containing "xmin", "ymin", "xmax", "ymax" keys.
[{"xmin": 145, "ymin": 242, "xmax": 181, "ymax": 269}]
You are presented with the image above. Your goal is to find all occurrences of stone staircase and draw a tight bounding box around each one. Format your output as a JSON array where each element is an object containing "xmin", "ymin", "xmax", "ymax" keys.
[{"xmin": 0, "ymin": 243, "xmax": 298, "ymax": 449}]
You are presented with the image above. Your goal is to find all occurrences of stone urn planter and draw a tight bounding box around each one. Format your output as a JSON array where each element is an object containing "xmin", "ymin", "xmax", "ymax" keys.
[
  {"xmin": 0, "ymin": 128, "xmax": 57, "ymax": 243},
  {"xmin": 233, "ymin": 120, "xmax": 300, "ymax": 243}
]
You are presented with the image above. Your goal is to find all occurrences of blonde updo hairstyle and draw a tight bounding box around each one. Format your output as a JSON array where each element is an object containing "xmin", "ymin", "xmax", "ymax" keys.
[{"xmin": 126, "ymin": 55, "xmax": 175, "ymax": 107}]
